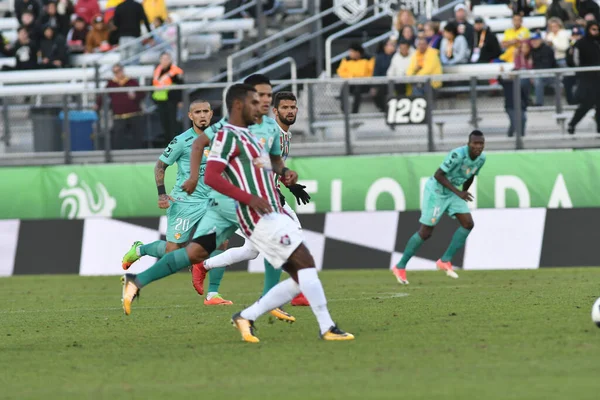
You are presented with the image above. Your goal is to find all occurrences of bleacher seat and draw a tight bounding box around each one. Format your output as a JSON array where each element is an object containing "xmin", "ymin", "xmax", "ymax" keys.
[
  {"xmin": 471, "ymin": 4, "xmax": 513, "ymax": 19},
  {"xmin": 443, "ymin": 63, "xmax": 514, "ymax": 75},
  {"xmin": 484, "ymin": 16, "xmax": 547, "ymax": 33},
  {"xmin": 0, "ymin": 65, "xmax": 154, "ymax": 84},
  {"xmin": 496, "ymin": 29, "xmax": 571, "ymax": 43},
  {"xmin": 179, "ymin": 18, "xmax": 254, "ymax": 35},
  {"xmin": 98, "ymin": 0, "xmax": 227, "ymax": 10},
  {"xmin": 170, "ymin": 5, "xmax": 225, "ymax": 21}
]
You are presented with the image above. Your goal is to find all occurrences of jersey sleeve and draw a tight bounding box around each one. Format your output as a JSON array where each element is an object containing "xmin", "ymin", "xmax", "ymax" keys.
[
  {"xmin": 159, "ymin": 137, "xmax": 183, "ymax": 166},
  {"xmin": 204, "ymin": 120, "xmax": 224, "ymax": 142},
  {"xmin": 269, "ymin": 130, "xmax": 282, "ymax": 156},
  {"xmin": 440, "ymin": 149, "xmax": 461, "ymax": 174},
  {"xmin": 207, "ymin": 129, "xmax": 236, "ymax": 165}
]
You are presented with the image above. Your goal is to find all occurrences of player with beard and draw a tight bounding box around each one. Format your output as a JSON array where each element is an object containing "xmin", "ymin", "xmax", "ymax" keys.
[
  {"xmin": 192, "ymin": 91, "xmax": 313, "ymax": 307},
  {"xmin": 120, "ymin": 100, "xmax": 234, "ymax": 304}
]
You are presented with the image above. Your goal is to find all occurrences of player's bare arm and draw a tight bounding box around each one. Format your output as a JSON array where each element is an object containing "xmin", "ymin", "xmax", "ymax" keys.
[
  {"xmin": 182, "ymin": 133, "xmax": 210, "ymax": 195},
  {"xmin": 462, "ymin": 176, "xmax": 475, "ymax": 192},
  {"xmin": 434, "ymin": 168, "xmax": 474, "ymax": 202},
  {"xmin": 155, "ymin": 160, "xmax": 173, "ymax": 208},
  {"xmin": 270, "ymin": 154, "xmax": 298, "ymax": 186}
]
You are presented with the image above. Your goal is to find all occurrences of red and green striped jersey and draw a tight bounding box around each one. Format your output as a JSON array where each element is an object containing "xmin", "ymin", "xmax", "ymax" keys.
[
  {"xmin": 207, "ymin": 123, "xmax": 282, "ymax": 236},
  {"xmin": 278, "ymin": 124, "xmax": 291, "ymax": 161}
]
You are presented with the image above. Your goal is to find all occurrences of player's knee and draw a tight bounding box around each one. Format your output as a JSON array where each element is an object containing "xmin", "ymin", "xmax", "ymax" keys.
[
  {"xmin": 463, "ymin": 221, "xmax": 474, "ymax": 230},
  {"xmin": 419, "ymin": 228, "xmax": 433, "ymax": 241}
]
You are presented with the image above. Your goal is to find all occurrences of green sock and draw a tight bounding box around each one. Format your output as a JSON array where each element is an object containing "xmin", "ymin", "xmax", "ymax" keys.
[
  {"xmin": 139, "ymin": 241, "xmax": 167, "ymax": 258},
  {"xmin": 441, "ymin": 227, "xmax": 471, "ymax": 262},
  {"xmin": 207, "ymin": 250, "xmax": 225, "ymax": 293},
  {"xmin": 136, "ymin": 248, "xmax": 190, "ymax": 287},
  {"xmin": 396, "ymin": 232, "xmax": 425, "ymax": 269},
  {"xmin": 262, "ymin": 260, "xmax": 282, "ymax": 296}
]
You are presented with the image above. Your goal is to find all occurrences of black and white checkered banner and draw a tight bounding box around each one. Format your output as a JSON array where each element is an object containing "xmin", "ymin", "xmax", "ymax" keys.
[{"xmin": 0, "ymin": 208, "xmax": 594, "ymax": 276}]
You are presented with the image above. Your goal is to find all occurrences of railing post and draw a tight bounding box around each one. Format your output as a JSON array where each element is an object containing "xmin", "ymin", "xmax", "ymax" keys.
[
  {"xmin": 309, "ymin": 0, "xmax": 323, "ymax": 76},
  {"xmin": 102, "ymin": 93, "xmax": 111, "ymax": 162},
  {"xmin": 513, "ymin": 75, "xmax": 524, "ymax": 149},
  {"xmin": 341, "ymin": 81, "xmax": 352, "ymax": 155},
  {"xmin": 182, "ymin": 90, "xmax": 191, "ymax": 130},
  {"xmin": 256, "ymin": 0, "xmax": 265, "ymax": 43},
  {"xmin": 2, "ymin": 97, "xmax": 10, "ymax": 147},
  {"xmin": 63, "ymin": 95, "xmax": 72, "ymax": 164},
  {"xmin": 176, "ymin": 24, "xmax": 182, "ymax": 65},
  {"xmin": 387, "ymin": 79, "xmax": 395, "ymax": 131},
  {"xmin": 307, "ymin": 83, "xmax": 315, "ymax": 135},
  {"xmin": 554, "ymin": 72, "xmax": 563, "ymax": 114},
  {"xmin": 469, "ymin": 76, "xmax": 478, "ymax": 128},
  {"xmin": 425, "ymin": 79, "xmax": 434, "ymax": 152}
]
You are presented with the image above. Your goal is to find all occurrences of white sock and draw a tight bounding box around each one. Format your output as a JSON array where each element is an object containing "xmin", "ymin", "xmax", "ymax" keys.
[
  {"xmin": 206, "ymin": 292, "xmax": 218, "ymax": 300},
  {"xmin": 297, "ymin": 268, "xmax": 335, "ymax": 335},
  {"xmin": 241, "ymin": 278, "xmax": 300, "ymax": 321},
  {"xmin": 204, "ymin": 240, "xmax": 259, "ymax": 270},
  {"xmin": 135, "ymin": 246, "xmax": 141, "ymax": 257}
]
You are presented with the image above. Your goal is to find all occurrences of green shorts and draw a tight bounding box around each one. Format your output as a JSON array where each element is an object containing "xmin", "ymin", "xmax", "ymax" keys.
[
  {"xmin": 193, "ymin": 196, "xmax": 239, "ymax": 248},
  {"xmin": 419, "ymin": 180, "xmax": 470, "ymax": 226},
  {"xmin": 166, "ymin": 200, "xmax": 209, "ymax": 243}
]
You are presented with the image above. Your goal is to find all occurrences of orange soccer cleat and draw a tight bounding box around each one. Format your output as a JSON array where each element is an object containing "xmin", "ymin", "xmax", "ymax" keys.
[
  {"xmin": 391, "ymin": 266, "xmax": 409, "ymax": 285},
  {"xmin": 204, "ymin": 294, "xmax": 233, "ymax": 306},
  {"xmin": 191, "ymin": 262, "xmax": 207, "ymax": 296},
  {"xmin": 436, "ymin": 259, "xmax": 459, "ymax": 279}
]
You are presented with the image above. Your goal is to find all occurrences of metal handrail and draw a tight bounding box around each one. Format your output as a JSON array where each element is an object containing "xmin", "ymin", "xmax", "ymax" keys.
[
  {"xmin": 221, "ymin": 57, "xmax": 298, "ymax": 116},
  {"xmin": 226, "ymin": 0, "xmax": 370, "ymax": 82}
]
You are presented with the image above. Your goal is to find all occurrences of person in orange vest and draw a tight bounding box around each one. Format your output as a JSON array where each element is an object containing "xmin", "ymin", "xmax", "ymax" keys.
[{"xmin": 152, "ymin": 52, "xmax": 183, "ymax": 145}]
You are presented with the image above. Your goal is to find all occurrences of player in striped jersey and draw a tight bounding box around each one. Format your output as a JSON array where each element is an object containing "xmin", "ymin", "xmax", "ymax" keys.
[
  {"xmin": 203, "ymin": 83, "xmax": 353, "ymax": 342},
  {"xmin": 195, "ymin": 91, "xmax": 312, "ymax": 307}
]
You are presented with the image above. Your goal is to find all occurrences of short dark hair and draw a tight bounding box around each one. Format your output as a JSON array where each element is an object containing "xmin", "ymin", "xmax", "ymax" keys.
[
  {"xmin": 189, "ymin": 99, "xmax": 211, "ymax": 110},
  {"xmin": 243, "ymin": 74, "xmax": 271, "ymax": 88},
  {"xmin": 273, "ymin": 92, "xmax": 297, "ymax": 108},
  {"xmin": 444, "ymin": 21, "xmax": 458, "ymax": 36},
  {"xmin": 225, "ymin": 84, "xmax": 256, "ymax": 113},
  {"xmin": 469, "ymin": 130, "xmax": 484, "ymax": 140}
]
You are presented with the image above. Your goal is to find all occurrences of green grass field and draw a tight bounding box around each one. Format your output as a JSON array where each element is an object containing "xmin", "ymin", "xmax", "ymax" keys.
[{"xmin": 1, "ymin": 269, "xmax": 600, "ymax": 400}]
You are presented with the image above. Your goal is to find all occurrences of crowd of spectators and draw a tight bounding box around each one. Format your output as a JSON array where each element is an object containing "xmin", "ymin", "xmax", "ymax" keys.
[
  {"xmin": 0, "ymin": 0, "xmax": 169, "ymax": 70},
  {"xmin": 335, "ymin": 1, "xmax": 600, "ymax": 135}
]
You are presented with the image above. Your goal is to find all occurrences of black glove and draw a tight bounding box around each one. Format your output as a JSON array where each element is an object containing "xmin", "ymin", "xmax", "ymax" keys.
[
  {"xmin": 277, "ymin": 188, "xmax": 286, "ymax": 207},
  {"xmin": 288, "ymin": 184, "xmax": 311, "ymax": 205}
]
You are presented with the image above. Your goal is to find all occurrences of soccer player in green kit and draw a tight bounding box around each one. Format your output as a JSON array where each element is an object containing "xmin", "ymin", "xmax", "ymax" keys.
[
  {"xmin": 392, "ymin": 130, "xmax": 486, "ymax": 284},
  {"xmin": 120, "ymin": 99, "xmax": 233, "ymax": 305}
]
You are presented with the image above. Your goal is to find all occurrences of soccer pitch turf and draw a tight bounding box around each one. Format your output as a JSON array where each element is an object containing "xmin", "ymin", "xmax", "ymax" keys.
[{"xmin": 1, "ymin": 269, "xmax": 600, "ymax": 400}]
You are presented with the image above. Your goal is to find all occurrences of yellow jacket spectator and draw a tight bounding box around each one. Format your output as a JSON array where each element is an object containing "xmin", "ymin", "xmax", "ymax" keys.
[
  {"xmin": 337, "ymin": 43, "xmax": 374, "ymax": 78},
  {"xmin": 406, "ymin": 36, "xmax": 442, "ymax": 89},
  {"xmin": 500, "ymin": 14, "xmax": 531, "ymax": 62},
  {"xmin": 143, "ymin": 0, "xmax": 167, "ymax": 23}
]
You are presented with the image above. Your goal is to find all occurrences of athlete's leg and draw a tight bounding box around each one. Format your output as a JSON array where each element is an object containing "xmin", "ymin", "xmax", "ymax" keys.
[{"xmin": 440, "ymin": 213, "xmax": 473, "ymax": 263}]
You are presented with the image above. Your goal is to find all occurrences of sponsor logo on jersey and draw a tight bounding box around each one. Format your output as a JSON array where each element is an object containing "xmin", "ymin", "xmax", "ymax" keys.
[
  {"xmin": 59, "ymin": 173, "xmax": 117, "ymax": 219},
  {"xmin": 280, "ymin": 234, "xmax": 291, "ymax": 245}
]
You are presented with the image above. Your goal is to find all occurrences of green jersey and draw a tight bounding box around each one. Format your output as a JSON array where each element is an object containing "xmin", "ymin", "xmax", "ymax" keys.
[
  {"xmin": 431, "ymin": 145, "xmax": 486, "ymax": 195},
  {"xmin": 159, "ymin": 128, "xmax": 211, "ymax": 203},
  {"xmin": 204, "ymin": 116, "xmax": 281, "ymax": 200}
]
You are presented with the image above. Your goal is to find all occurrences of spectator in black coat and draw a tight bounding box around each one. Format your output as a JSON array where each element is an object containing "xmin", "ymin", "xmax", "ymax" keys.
[
  {"xmin": 530, "ymin": 32, "xmax": 557, "ymax": 105},
  {"xmin": 471, "ymin": 17, "xmax": 502, "ymax": 63},
  {"xmin": 39, "ymin": 0, "xmax": 71, "ymax": 36},
  {"xmin": 568, "ymin": 21, "xmax": 600, "ymax": 134},
  {"xmin": 2, "ymin": 27, "xmax": 39, "ymax": 70},
  {"xmin": 15, "ymin": 0, "xmax": 42, "ymax": 24},
  {"xmin": 499, "ymin": 68, "xmax": 530, "ymax": 137},
  {"xmin": 20, "ymin": 10, "xmax": 42, "ymax": 45},
  {"xmin": 114, "ymin": 0, "xmax": 152, "ymax": 62},
  {"xmin": 39, "ymin": 24, "xmax": 67, "ymax": 68},
  {"xmin": 66, "ymin": 16, "xmax": 88, "ymax": 54},
  {"xmin": 564, "ymin": 26, "xmax": 584, "ymax": 105},
  {"xmin": 454, "ymin": 4, "xmax": 474, "ymax": 50},
  {"xmin": 371, "ymin": 38, "xmax": 397, "ymax": 112},
  {"xmin": 577, "ymin": 0, "xmax": 600, "ymax": 23}
]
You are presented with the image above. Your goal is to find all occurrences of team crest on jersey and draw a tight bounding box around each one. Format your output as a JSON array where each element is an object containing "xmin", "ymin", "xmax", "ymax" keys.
[
  {"xmin": 259, "ymin": 137, "xmax": 266, "ymax": 146},
  {"xmin": 280, "ymin": 235, "xmax": 291, "ymax": 245},
  {"xmin": 204, "ymin": 149, "xmax": 210, "ymax": 158},
  {"xmin": 431, "ymin": 218, "xmax": 437, "ymax": 224},
  {"xmin": 174, "ymin": 233, "xmax": 182, "ymax": 240}
]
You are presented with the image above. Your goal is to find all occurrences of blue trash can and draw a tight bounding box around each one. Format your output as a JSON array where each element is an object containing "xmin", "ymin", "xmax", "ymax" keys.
[{"xmin": 59, "ymin": 110, "xmax": 98, "ymax": 151}]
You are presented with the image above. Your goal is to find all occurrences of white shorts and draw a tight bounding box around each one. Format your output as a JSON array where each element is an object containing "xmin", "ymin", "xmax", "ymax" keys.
[
  {"xmin": 234, "ymin": 202, "xmax": 302, "ymax": 238},
  {"xmin": 248, "ymin": 212, "xmax": 304, "ymax": 269}
]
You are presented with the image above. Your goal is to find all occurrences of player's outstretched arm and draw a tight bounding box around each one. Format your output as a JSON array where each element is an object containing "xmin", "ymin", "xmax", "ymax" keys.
[
  {"xmin": 434, "ymin": 168, "xmax": 474, "ymax": 202},
  {"xmin": 270, "ymin": 154, "xmax": 298, "ymax": 186},
  {"xmin": 182, "ymin": 133, "xmax": 210, "ymax": 195},
  {"xmin": 155, "ymin": 160, "xmax": 173, "ymax": 209}
]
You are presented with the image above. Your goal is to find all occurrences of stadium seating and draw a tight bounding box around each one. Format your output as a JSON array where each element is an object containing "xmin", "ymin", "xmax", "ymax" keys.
[{"xmin": 471, "ymin": 4, "xmax": 513, "ymax": 19}]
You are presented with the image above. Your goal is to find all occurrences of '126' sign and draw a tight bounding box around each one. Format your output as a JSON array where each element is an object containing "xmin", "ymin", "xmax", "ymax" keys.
[{"xmin": 386, "ymin": 98, "xmax": 428, "ymax": 125}]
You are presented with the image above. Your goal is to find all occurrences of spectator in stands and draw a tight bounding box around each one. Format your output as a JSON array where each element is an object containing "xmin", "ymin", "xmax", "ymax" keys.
[
  {"xmin": 440, "ymin": 21, "xmax": 470, "ymax": 65},
  {"xmin": 15, "ymin": 0, "xmax": 42, "ymax": 25},
  {"xmin": 387, "ymin": 37, "xmax": 415, "ymax": 97},
  {"xmin": 336, "ymin": 42, "xmax": 374, "ymax": 114},
  {"xmin": 454, "ymin": 3, "xmax": 475, "ymax": 50},
  {"xmin": 394, "ymin": 9, "xmax": 416, "ymax": 38},
  {"xmin": 546, "ymin": 0, "xmax": 577, "ymax": 24},
  {"xmin": 471, "ymin": 17, "xmax": 502, "ymax": 63},
  {"xmin": 74, "ymin": 0, "xmax": 100, "ymax": 25},
  {"xmin": 114, "ymin": 0, "xmax": 153, "ymax": 62},
  {"xmin": 20, "ymin": 10, "xmax": 42, "ymax": 45},
  {"xmin": 500, "ymin": 14, "xmax": 531, "ymax": 62},
  {"xmin": 86, "ymin": 15, "xmax": 111, "ymax": 53},
  {"xmin": 152, "ymin": 52, "xmax": 183, "ymax": 144},
  {"xmin": 2, "ymin": 27, "xmax": 39, "ymax": 70},
  {"xmin": 499, "ymin": 65, "xmax": 530, "ymax": 137},
  {"xmin": 143, "ymin": 0, "xmax": 167, "ymax": 23},
  {"xmin": 67, "ymin": 16, "xmax": 88, "ymax": 54},
  {"xmin": 424, "ymin": 20, "xmax": 442, "ymax": 50},
  {"xmin": 576, "ymin": 0, "xmax": 600, "ymax": 23},
  {"xmin": 56, "ymin": 0, "xmax": 75, "ymax": 29},
  {"xmin": 546, "ymin": 17, "xmax": 570, "ymax": 67},
  {"xmin": 39, "ymin": 1, "xmax": 70, "ymax": 37},
  {"xmin": 39, "ymin": 24, "xmax": 67, "ymax": 68},
  {"xmin": 514, "ymin": 39, "xmax": 533, "ymax": 70},
  {"xmin": 98, "ymin": 63, "xmax": 146, "ymax": 149},
  {"xmin": 564, "ymin": 26, "xmax": 583, "ymax": 104},
  {"xmin": 371, "ymin": 38, "xmax": 397, "ymax": 112},
  {"xmin": 511, "ymin": 0, "xmax": 533, "ymax": 16},
  {"xmin": 568, "ymin": 21, "xmax": 600, "ymax": 134},
  {"xmin": 400, "ymin": 25, "xmax": 416, "ymax": 48},
  {"xmin": 406, "ymin": 36, "xmax": 442, "ymax": 96},
  {"xmin": 534, "ymin": 0, "xmax": 548, "ymax": 15},
  {"xmin": 530, "ymin": 32, "xmax": 557, "ymax": 105}
]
